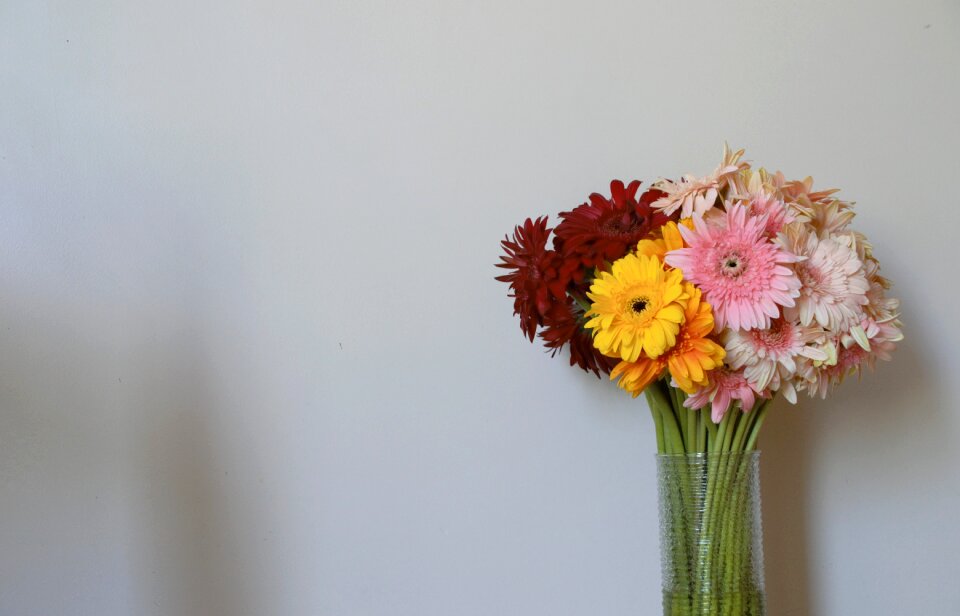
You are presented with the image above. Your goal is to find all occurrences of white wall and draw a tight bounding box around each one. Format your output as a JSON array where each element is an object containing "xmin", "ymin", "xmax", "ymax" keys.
[{"xmin": 1, "ymin": 1, "xmax": 958, "ymax": 614}]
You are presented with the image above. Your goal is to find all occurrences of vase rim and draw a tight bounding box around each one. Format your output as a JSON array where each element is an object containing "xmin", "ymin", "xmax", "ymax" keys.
[{"xmin": 655, "ymin": 451, "xmax": 761, "ymax": 458}]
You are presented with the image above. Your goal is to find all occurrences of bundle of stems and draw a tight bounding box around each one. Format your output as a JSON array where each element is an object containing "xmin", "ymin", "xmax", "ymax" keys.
[
  {"xmin": 644, "ymin": 378, "xmax": 771, "ymax": 456},
  {"xmin": 646, "ymin": 378, "xmax": 772, "ymax": 616}
]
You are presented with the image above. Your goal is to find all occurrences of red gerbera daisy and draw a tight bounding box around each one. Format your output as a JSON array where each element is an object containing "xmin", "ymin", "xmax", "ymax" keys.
[
  {"xmin": 539, "ymin": 299, "xmax": 617, "ymax": 378},
  {"xmin": 496, "ymin": 217, "xmax": 569, "ymax": 341},
  {"xmin": 553, "ymin": 180, "xmax": 673, "ymax": 278}
]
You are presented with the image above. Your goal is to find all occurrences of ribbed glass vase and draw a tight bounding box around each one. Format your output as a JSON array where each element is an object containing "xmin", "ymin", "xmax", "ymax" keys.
[{"xmin": 656, "ymin": 452, "xmax": 765, "ymax": 615}]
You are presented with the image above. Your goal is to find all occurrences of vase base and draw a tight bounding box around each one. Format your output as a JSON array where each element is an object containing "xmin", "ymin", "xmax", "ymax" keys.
[{"xmin": 662, "ymin": 590, "xmax": 766, "ymax": 616}]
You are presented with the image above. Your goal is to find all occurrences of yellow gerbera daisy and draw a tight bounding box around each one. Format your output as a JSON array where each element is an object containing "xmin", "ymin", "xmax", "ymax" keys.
[
  {"xmin": 585, "ymin": 253, "xmax": 689, "ymax": 361},
  {"xmin": 610, "ymin": 284, "xmax": 727, "ymax": 397},
  {"xmin": 636, "ymin": 220, "xmax": 692, "ymax": 261}
]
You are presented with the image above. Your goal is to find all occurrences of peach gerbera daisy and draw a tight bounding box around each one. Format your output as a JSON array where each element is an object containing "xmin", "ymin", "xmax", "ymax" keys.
[
  {"xmin": 800, "ymin": 316, "xmax": 901, "ymax": 399},
  {"xmin": 782, "ymin": 226, "xmax": 870, "ymax": 332},
  {"xmin": 723, "ymin": 316, "xmax": 829, "ymax": 403},
  {"xmin": 651, "ymin": 144, "xmax": 746, "ymax": 218}
]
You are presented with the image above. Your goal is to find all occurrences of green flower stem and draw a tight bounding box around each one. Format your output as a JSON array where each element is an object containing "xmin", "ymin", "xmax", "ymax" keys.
[
  {"xmin": 716, "ymin": 403, "xmax": 761, "ymax": 612},
  {"xmin": 650, "ymin": 395, "xmax": 666, "ymax": 454},
  {"xmin": 720, "ymin": 401, "xmax": 771, "ymax": 614},
  {"xmin": 649, "ymin": 382, "xmax": 684, "ymax": 454},
  {"xmin": 731, "ymin": 410, "xmax": 751, "ymax": 452},
  {"xmin": 646, "ymin": 386, "xmax": 694, "ymax": 613},
  {"xmin": 697, "ymin": 410, "xmax": 706, "ymax": 453},
  {"xmin": 711, "ymin": 408, "xmax": 738, "ymax": 592},
  {"xmin": 712, "ymin": 410, "xmax": 728, "ymax": 453},
  {"xmin": 714, "ymin": 412, "xmax": 740, "ymax": 614},
  {"xmin": 712, "ymin": 407, "xmax": 746, "ymax": 580},
  {"xmin": 704, "ymin": 414, "xmax": 718, "ymax": 448},
  {"xmin": 723, "ymin": 400, "xmax": 771, "ymax": 615},
  {"xmin": 663, "ymin": 391, "xmax": 696, "ymax": 614},
  {"xmin": 662, "ymin": 403, "xmax": 685, "ymax": 455},
  {"xmin": 654, "ymin": 386, "xmax": 773, "ymax": 614},
  {"xmin": 745, "ymin": 401, "xmax": 771, "ymax": 451},
  {"xmin": 686, "ymin": 407, "xmax": 697, "ymax": 454},
  {"xmin": 720, "ymin": 453, "xmax": 748, "ymax": 614},
  {"xmin": 719, "ymin": 410, "xmax": 750, "ymax": 612},
  {"xmin": 664, "ymin": 383, "xmax": 682, "ymax": 450},
  {"xmin": 667, "ymin": 385, "xmax": 688, "ymax": 453},
  {"xmin": 699, "ymin": 409, "xmax": 733, "ymax": 610},
  {"xmin": 719, "ymin": 412, "xmax": 746, "ymax": 602},
  {"xmin": 721, "ymin": 411, "xmax": 737, "ymax": 452}
]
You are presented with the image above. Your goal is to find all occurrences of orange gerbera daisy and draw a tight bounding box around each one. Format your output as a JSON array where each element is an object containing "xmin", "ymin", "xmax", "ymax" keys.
[{"xmin": 610, "ymin": 284, "xmax": 726, "ymax": 397}]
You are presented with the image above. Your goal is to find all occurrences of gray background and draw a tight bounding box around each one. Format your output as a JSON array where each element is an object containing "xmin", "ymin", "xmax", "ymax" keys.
[{"xmin": 2, "ymin": 1, "xmax": 958, "ymax": 614}]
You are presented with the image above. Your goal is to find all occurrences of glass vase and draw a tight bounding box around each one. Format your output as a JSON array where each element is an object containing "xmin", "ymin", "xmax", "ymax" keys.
[{"xmin": 656, "ymin": 452, "xmax": 765, "ymax": 615}]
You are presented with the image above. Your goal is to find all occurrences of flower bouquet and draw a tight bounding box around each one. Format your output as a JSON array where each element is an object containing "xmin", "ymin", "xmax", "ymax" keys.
[{"xmin": 495, "ymin": 146, "xmax": 901, "ymax": 615}]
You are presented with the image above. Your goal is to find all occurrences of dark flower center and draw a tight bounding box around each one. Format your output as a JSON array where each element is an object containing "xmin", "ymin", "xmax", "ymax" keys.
[
  {"xmin": 720, "ymin": 252, "xmax": 748, "ymax": 278},
  {"xmin": 631, "ymin": 297, "xmax": 649, "ymax": 314},
  {"xmin": 601, "ymin": 210, "xmax": 641, "ymax": 236}
]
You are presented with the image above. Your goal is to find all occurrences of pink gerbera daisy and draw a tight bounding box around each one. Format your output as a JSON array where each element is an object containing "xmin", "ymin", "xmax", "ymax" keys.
[
  {"xmin": 742, "ymin": 191, "xmax": 794, "ymax": 238},
  {"xmin": 684, "ymin": 365, "xmax": 761, "ymax": 423},
  {"xmin": 665, "ymin": 204, "xmax": 802, "ymax": 331}
]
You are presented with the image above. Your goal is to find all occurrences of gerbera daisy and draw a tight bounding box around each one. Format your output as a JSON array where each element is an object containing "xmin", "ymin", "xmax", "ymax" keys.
[
  {"xmin": 863, "ymin": 262, "xmax": 900, "ymax": 322},
  {"xmin": 539, "ymin": 299, "xmax": 617, "ymax": 378},
  {"xmin": 665, "ymin": 204, "xmax": 803, "ymax": 331},
  {"xmin": 742, "ymin": 191, "xmax": 794, "ymax": 238},
  {"xmin": 813, "ymin": 343, "xmax": 867, "ymax": 398},
  {"xmin": 584, "ymin": 253, "xmax": 689, "ymax": 362},
  {"xmin": 790, "ymin": 197, "xmax": 856, "ymax": 238},
  {"xmin": 843, "ymin": 316, "xmax": 903, "ymax": 362},
  {"xmin": 723, "ymin": 316, "xmax": 829, "ymax": 403},
  {"xmin": 610, "ymin": 284, "xmax": 726, "ymax": 397},
  {"xmin": 848, "ymin": 234, "xmax": 900, "ymax": 323},
  {"xmin": 782, "ymin": 226, "xmax": 870, "ymax": 332},
  {"xmin": 636, "ymin": 220, "xmax": 690, "ymax": 261},
  {"xmin": 553, "ymin": 180, "xmax": 670, "ymax": 276},
  {"xmin": 652, "ymin": 144, "xmax": 746, "ymax": 218},
  {"xmin": 780, "ymin": 175, "xmax": 841, "ymax": 207},
  {"xmin": 684, "ymin": 365, "xmax": 762, "ymax": 423},
  {"xmin": 796, "ymin": 313, "xmax": 901, "ymax": 399},
  {"xmin": 731, "ymin": 167, "xmax": 780, "ymax": 202},
  {"xmin": 495, "ymin": 217, "xmax": 569, "ymax": 341}
]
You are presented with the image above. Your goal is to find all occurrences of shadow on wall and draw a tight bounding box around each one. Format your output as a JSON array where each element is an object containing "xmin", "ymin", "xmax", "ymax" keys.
[
  {"xmin": 0, "ymin": 280, "xmax": 268, "ymax": 616},
  {"xmin": 126, "ymin": 326, "xmax": 265, "ymax": 616},
  {"xmin": 760, "ymin": 322, "xmax": 943, "ymax": 615}
]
